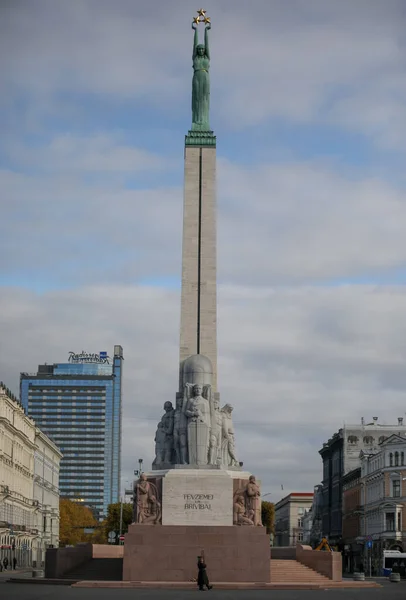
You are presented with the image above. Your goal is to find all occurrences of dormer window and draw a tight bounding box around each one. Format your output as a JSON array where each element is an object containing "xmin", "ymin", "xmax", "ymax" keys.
[
  {"xmin": 395, "ymin": 452, "xmax": 399, "ymax": 467},
  {"xmin": 390, "ymin": 453, "xmax": 394, "ymax": 467}
]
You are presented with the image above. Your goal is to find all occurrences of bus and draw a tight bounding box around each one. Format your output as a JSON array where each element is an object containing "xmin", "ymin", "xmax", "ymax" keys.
[{"xmin": 383, "ymin": 550, "xmax": 406, "ymax": 577}]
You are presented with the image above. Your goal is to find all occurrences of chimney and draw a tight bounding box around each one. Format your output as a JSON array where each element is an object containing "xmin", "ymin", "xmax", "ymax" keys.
[
  {"xmin": 398, "ymin": 417, "xmax": 403, "ymax": 426},
  {"xmin": 373, "ymin": 417, "xmax": 378, "ymax": 423}
]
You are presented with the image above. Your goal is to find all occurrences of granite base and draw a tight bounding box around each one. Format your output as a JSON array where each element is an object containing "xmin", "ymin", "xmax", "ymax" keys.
[{"xmin": 123, "ymin": 524, "xmax": 270, "ymax": 583}]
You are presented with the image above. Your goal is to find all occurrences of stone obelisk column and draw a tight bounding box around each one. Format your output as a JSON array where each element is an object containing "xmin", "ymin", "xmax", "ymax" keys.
[{"xmin": 179, "ymin": 14, "xmax": 218, "ymax": 392}]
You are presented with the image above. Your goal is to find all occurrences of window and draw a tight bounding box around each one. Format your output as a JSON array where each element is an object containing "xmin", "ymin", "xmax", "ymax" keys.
[
  {"xmin": 298, "ymin": 532, "xmax": 304, "ymax": 542},
  {"xmin": 402, "ymin": 452, "xmax": 404, "ymax": 466},
  {"xmin": 298, "ymin": 507, "xmax": 305, "ymax": 515},
  {"xmin": 390, "ymin": 453, "xmax": 393, "ymax": 467},
  {"xmin": 386, "ymin": 513, "xmax": 395, "ymax": 531},
  {"xmin": 298, "ymin": 518, "xmax": 303, "ymax": 528},
  {"xmin": 398, "ymin": 512, "xmax": 401, "ymax": 531},
  {"xmin": 395, "ymin": 452, "xmax": 399, "ymax": 467},
  {"xmin": 393, "ymin": 479, "xmax": 401, "ymax": 498}
]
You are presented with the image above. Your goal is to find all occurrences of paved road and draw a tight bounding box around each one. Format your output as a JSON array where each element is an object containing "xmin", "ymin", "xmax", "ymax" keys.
[{"xmin": 2, "ymin": 581, "xmax": 406, "ymax": 600}]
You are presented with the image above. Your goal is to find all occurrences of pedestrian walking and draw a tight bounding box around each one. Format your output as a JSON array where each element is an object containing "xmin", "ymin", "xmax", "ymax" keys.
[
  {"xmin": 3, "ymin": 556, "xmax": 8, "ymax": 570},
  {"xmin": 197, "ymin": 556, "xmax": 212, "ymax": 591},
  {"xmin": 13, "ymin": 557, "xmax": 17, "ymax": 570}
]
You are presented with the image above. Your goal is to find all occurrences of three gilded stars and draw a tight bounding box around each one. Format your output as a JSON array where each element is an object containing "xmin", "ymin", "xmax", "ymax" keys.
[{"xmin": 193, "ymin": 8, "xmax": 211, "ymax": 25}]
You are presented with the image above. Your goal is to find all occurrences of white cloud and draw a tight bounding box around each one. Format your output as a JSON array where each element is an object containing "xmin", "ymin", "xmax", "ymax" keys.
[
  {"xmin": 2, "ymin": 140, "xmax": 406, "ymax": 286},
  {"xmin": 1, "ymin": 0, "xmax": 405, "ymax": 147},
  {"xmin": 2, "ymin": 283, "xmax": 406, "ymax": 500},
  {"xmin": 6, "ymin": 134, "xmax": 170, "ymax": 174},
  {"xmin": 219, "ymin": 159, "xmax": 406, "ymax": 283}
]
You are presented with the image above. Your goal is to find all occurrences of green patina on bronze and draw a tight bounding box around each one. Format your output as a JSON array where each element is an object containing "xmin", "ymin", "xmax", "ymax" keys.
[
  {"xmin": 185, "ymin": 17, "xmax": 215, "ymax": 147},
  {"xmin": 185, "ymin": 130, "xmax": 216, "ymax": 147}
]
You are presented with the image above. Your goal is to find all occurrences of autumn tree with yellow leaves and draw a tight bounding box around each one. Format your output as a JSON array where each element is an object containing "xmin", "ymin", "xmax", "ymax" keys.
[
  {"xmin": 59, "ymin": 499, "xmax": 105, "ymax": 546},
  {"xmin": 261, "ymin": 500, "xmax": 275, "ymax": 534}
]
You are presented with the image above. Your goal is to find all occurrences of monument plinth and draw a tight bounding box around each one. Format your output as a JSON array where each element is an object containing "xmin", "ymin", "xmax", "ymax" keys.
[{"xmin": 123, "ymin": 9, "xmax": 270, "ymax": 584}]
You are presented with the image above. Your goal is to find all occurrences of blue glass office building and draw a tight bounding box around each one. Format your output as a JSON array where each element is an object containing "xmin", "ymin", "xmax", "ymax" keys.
[{"xmin": 20, "ymin": 346, "xmax": 123, "ymax": 519}]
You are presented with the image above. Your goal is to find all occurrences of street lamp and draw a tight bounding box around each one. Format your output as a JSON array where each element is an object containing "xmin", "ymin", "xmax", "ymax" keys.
[{"xmin": 134, "ymin": 458, "xmax": 144, "ymax": 477}]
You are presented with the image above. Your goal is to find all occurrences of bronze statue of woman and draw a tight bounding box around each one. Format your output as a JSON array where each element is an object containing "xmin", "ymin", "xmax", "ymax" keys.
[{"xmin": 191, "ymin": 20, "xmax": 211, "ymax": 131}]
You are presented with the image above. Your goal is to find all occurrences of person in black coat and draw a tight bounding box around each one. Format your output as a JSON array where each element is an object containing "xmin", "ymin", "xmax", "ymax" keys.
[{"xmin": 197, "ymin": 556, "xmax": 212, "ymax": 591}]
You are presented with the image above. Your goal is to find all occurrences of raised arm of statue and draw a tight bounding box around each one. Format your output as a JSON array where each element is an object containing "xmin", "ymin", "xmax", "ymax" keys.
[
  {"xmin": 204, "ymin": 25, "xmax": 211, "ymax": 59},
  {"xmin": 192, "ymin": 25, "xmax": 199, "ymax": 59}
]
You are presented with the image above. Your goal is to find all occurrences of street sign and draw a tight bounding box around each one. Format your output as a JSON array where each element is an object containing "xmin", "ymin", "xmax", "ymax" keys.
[
  {"xmin": 367, "ymin": 541, "xmax": 372, "ymax": 549},
  {"xmin": 119, "ymin": 535, "xmax": 125, "ymax": 541},
  {"xmin": 108, "ymin": 531, "xmax": 116, "ymax": 543}
]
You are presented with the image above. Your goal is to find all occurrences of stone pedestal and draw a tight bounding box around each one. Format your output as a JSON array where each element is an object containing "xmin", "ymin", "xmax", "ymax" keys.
[
  {"xmin": 146, "ymin": 468, "xmax": 253, "ymax": 526},
  {"xmin": 123, "ymin": 525, "xmax": 270, "ymax": 583},
  {"xmin": 161, "ymin": 468, "xmax": 234, "ymax": 526}
]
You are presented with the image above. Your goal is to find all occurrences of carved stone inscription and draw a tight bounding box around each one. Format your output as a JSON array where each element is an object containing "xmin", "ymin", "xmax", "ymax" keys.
[
  {"xmin": 184, "ymin": 493, "xmax": 214, "ymax": 510},
  {"xmin": 162, "ymin": 470, "xmax": 233, "ymax": 526}
]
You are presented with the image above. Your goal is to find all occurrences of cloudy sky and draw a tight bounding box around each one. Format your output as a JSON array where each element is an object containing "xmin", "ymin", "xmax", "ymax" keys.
[{"xmin": 1, "ymin": 0, "xmax": 406, "ymax": 503}]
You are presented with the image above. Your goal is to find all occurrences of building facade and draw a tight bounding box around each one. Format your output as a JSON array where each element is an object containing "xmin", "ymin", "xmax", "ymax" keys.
[
  {"xmin": 319, "ymin": 417, "xmax": 406, "ymax": 546},
  {"xmin": 342, "ymin": 467, "xmax": 362, "ymax": 573},
  {"xmin": 0, "ymin": 383, "xmax": 61, "ymax": 567},
  {"xmin": 20, "ymin": 346, "xmax": 123, "ymax": 519},
  {"xmin": 33, "ymin": 428, "xmax": 62, "ymax": 567},
  {"xmin": 360, "ymin": 434, "xmax": 406, "ymax": 575},
  {"xmin": 274, "ymin": 493, "xmax": 314, "ymax": 546},
  {"xmin": 303, "ymin": 484, "xmax": 323, "ymax": 546}
]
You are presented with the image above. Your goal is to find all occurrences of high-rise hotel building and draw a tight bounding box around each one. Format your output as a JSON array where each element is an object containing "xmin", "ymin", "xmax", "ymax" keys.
[{"xmin": 20, "ymin": 346, "xmax": 123, "ymax": 518}]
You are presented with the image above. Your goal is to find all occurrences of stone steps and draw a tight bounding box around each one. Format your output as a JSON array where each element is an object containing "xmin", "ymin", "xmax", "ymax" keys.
[{"xmin": 271, "ymin": 559, "xmax": 331, "ymax": 583}]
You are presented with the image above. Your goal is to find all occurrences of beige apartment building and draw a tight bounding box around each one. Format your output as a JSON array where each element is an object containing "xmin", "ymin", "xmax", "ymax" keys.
[
  {"xmin": 360, "ymin": 434, "xmax": 406, "ymax": 574},
  {"xmin": 274, "ymin": 492, "xmax": 314, "ymax": 546},
  {"xmin": 0, "ymin": 383, "xmax": 62, "ymax": 567}
]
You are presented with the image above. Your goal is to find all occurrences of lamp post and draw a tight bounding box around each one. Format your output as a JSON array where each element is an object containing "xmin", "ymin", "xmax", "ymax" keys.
[
  {"xmin": 134, "ymin": 458, "xmax": 144, "ymax": 478},
  {"xmin": 118, "ymin": 479, "xmax": 132, "ymax": 543}
]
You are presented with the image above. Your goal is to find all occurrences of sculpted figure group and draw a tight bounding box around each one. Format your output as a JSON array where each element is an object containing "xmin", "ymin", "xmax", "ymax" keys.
[
  {"xmin": 153, "ymin": 383, "xmax": 239, "ymax": 468},
  {"xmin": 133, "ymin": 473, "xmax": 161, "ymax": 525},
  {"xmin": 233, "ymin": 475, "xmax": 262, "ymax": 527},
  {"xmin": 132, "ymin": 471, "xmax": 262, "ymax": 528}
]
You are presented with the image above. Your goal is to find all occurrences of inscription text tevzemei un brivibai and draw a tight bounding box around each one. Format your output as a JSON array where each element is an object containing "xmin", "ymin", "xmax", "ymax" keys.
[{"xmin": 184, "ymin": 493, "xmax": 214, "ymax": 510}]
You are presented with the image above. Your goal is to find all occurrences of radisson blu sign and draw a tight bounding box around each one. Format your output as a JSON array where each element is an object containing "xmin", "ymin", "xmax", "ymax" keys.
[{"xmin": 68, "ymin": 351, "xmax": 110, "ymax": 365}]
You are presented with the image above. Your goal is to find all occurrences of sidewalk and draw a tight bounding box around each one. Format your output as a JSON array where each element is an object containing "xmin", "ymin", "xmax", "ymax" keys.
[{"xmin": 0, "ymin": 568, "xmax": 33, "ymax": 581}]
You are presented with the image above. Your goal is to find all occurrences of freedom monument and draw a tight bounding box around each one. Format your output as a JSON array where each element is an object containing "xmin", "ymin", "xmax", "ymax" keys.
[{"xmin": 123, "ymin": 10, "xmax": 270, "ymax": 583}]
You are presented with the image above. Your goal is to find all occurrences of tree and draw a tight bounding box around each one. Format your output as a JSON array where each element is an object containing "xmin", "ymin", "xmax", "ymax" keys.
[
  {"xmin": 261, "ymin": 500, "xmax": 275, "ymax": 534},
  {"xmin": 59, "ymin": 499, "xmax": 102, "ymax": 546},
  {"xmin": 104, "ymin": 502, "xmax": 133, "ymax": 542}
]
